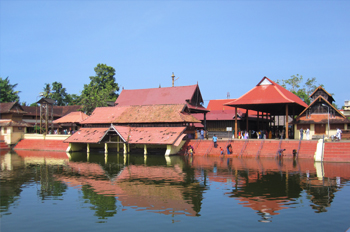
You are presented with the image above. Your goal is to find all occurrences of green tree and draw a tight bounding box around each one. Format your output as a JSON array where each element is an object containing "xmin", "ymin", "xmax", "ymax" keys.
[
  {"xmin": 66, "ymin": 93, "xmax": 81, "ymax": 106},
  {"xmin": 41, "ymin": 83, "xmax": 52, "ymax": 98},
  {"xmin": 80, "ymin": 64, "xmax": 119, "ymax": 114},
  {"xmin": 51, "ymin": 81, "xmax": 69, "ymax": 106},
  {"xmin": 277, "ymin": 74, "xmax": 322, "ymax": 105},
  {"xmin": 0, "ymin": 77, "xmax": 20, "ymax": 103}
]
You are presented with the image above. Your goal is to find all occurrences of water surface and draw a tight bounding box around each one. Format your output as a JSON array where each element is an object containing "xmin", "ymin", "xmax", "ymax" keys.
[{"xmin": 1, "ymin": 150, "xmax": 349, "ymax": 232}]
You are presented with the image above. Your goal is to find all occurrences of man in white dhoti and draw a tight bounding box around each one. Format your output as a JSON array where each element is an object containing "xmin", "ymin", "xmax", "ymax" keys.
[
  {"xmin": 336, "ymin": 128, "xmax": 342, "ymax": 140},
  {"xmin": 306, "ymin": 128, "xmax": 310, "ymax": 140}
]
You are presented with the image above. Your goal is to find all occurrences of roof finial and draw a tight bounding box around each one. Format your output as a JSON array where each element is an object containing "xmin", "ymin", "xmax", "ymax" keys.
[{"xmin": 171, "ymin": 72, "xmax": 179, "ymax": 87}]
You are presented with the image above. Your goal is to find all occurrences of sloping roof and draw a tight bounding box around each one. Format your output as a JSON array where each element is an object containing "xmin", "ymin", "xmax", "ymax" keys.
[
  {"xmin": 309, "ymin": 86, "xmax": 334, "ymax": 99},
  {"xmin": 65, "ymin": 128, "xmax": 108, "ymax": 143},
  {"xmin": 0, "ymin": 102, "xmax": 26, "ymax": 114},
  {"xmin": 116, "ymin": 85, "xmax": 199, "ymax": 105},
  {"xmin": 225, "ymin": 77, "xmax": 308, "ymax": 115},
  {"xmin": 295, "ymin": 95, "xmax": 349, "ymax": 124},
  {"xmin": 115, "ymin": 84, "xmax": 208, "ymax": 113},
  {"xmin": 0, "ymin": 119, "xmax": 31, "ymax": 127},
  {"xmin": 65, "ymin": 126, "xmax": 186, "ymax": 145},
  {"xmin": 22, "ymin": 105, "xmax": 82, "ymax": 117},
  {"xmin": 81, "ymin": 104, "xmax": 201, "ymax": 125},
  {"xmin": 53, "ymin": 111, "xmax": 89, "ymax": 124},
  {"xmin": 193, "ymin": 99, "xmax": 262, "ymax": 121},
  {"xmin": 126, "ymin": 126, "xmax": 186, "ymax": 144},
  {"xmin": 37, "ymin": 98, "xmax": 56, "ymax": 105}
]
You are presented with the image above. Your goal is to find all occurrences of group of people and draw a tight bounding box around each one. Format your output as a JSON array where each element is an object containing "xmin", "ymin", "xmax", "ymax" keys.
[
  {"xmin": 299, "ymin": 128, "xmax": 310, "ymax": 140},
  {"xmin": 48, "ymin": 129, "xmax": 75, "ymax": 135}
]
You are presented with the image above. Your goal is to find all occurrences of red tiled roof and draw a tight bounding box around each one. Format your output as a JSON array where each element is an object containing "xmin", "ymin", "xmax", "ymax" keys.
[
  {"xmin": 116, "ymin": 85, "xmax": 199, "ymax": 105},
  {"xmin": 115, "ymin": 84, "xmax": 208, "ymax": 112},
  {"xmin": 81, "ymin": 104, "xmax": 201, "ymax": 125},
  {"xmin": 53, "ymin": 111, "xmax": 89, "ymax": 124},
  {"xmin": 65, "ymin": 126, "xmax": 186, "ymax": 145},
  {"xmin": 225, "ymin": 77, "xmax": 308, "ymax": 114},
  {"xmin": 127, "ymin": 126, "xmax": 186, "ymax": 144},
  {"xmin": 295, "ymin": 95, "xmax": 349, "ymax": 124},
  {"xmin": 193, "ymin": 99, "xmax": 260, "ymax": 121},
  {"xmin": 65, "ymin": 128, "xmax": 108, "ymax": 143},
  {"xmin": 296, "ymin": 114, "xmax": 348, "ymax": 124}
]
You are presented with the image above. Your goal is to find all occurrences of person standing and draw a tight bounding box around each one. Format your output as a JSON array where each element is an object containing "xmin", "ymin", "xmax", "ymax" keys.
[
  {"xmin": 306, "ymin": 128, "xmax": 310, "ymax": 140},
  {"xmin": 200, "ymin": 129, "xmax": 204, "ymax": 139},
  {"xmin": 336, "ymin": 128, "xmax": 342, "ymax": 140},
  {"xmin": 300, "ymin": 128, "xmax": 304, "ymax": 140},
  {"xmin": 213, "ymin": 134, "xmax": 218, "ymax": 148}
]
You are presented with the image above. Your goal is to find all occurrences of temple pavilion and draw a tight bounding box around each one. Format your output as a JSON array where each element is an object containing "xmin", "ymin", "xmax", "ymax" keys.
[{"xmin": 225, "ymin": 77, "xmax": 309, "ymax": 139}]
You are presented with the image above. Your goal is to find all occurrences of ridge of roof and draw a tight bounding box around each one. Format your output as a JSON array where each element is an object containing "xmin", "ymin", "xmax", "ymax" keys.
[
  {"xmin": 115, "ymin": 84, "xmax": 202, "ymax": 106},
  {"xmin": 309, "ymin": 86, "xmax": 333, "ymax": 98},
  {"xmin": 0, "ymin": 101, "xmax": 26, "ymax": 114},
  {"xmin": 224, "ymin": 76, "xmax": 308, "ymax": 108},
  {"xmin": 297, "ymin": 95, "xmax": 345, "ymax": 119}
]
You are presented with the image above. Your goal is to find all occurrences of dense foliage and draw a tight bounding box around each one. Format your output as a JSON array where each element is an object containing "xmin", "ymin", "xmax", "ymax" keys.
[
  {"xmin": 79, "ymin": 64, "xmax": 120, "ymax": 114},
  {"xmin": 0, "ymin": 77, "xmax": 20, "ymax": 103},
  {"xmin": 276, "ymin": 74, "xmax": 321, "ymax": 105}
]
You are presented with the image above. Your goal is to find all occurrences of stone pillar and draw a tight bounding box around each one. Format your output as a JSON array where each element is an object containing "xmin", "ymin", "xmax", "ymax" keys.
[
  {"xmin": 87, "ymin": 143, "xmax": 90, "ymax": 153},
  {"xmin": 123, "ymin": 143, "xmax": 127, "ymax": 154}
]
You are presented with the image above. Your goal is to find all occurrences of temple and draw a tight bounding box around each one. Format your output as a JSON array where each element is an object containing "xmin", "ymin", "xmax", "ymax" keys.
[{"xmin": 64, "ymin": 84, "xmax": 209, "ymax": 155}]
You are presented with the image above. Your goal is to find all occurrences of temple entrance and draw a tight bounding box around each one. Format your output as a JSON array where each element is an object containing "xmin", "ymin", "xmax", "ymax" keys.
[{"xmin": 315, "ymin": 124, "xmax": 326, "ymax": 134}]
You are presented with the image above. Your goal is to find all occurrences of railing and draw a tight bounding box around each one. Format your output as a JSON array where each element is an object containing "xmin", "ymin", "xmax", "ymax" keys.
[
  {"xmin": 240, "ymin": 139, "xmax": 249, "ymax": 157},
  {"xmin": 297, "ymin": 138, "xmax": 302, "ymax": 158},
  {"xmin": 256, "ymin": 139, "xmax": 265, "ymax": 158},
  {"xmin": 205, "ymin": 142, "xmax": 214, "ymax": 156},
  {"xmin": 276, "ymin": 138, "xmax": 283, "ymax": 157}
]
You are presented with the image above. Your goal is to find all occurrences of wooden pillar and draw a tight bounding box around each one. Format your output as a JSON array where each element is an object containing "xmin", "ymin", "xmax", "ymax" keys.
[
  {"xmin": 235, "ymin": 107, "xmax": 238, "ymax": 138},
  {"xmin": 246, "ymin": 109, "xmax": 249, "ymax": 131},
  {"xmin": 285, "ymin": 104, "xmax": 289, "ymax": 139},
  {"xmin": 257, "ymin": 111, "xmax": 260, "ymax": 131},
  {"xmin": 87, "ymin": 143, "xmax": 90, "ymax": 153},
  {"xmin": 117, "ymin": 137, "xmax": 120, "ymax": 152},
  {"xmin": 204, "ymin": 112, "xmax": 207, "ymax": 131},
  {"xmin": 105, "ymin": 143, "xmax": 108, "ymax": 154},
  {"xmin": 123, "ymin": 143, "xmax": 127, "ymax": 154}
]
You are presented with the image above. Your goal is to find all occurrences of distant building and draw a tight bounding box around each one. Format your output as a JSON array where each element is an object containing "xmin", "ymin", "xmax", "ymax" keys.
[
  {"xmin": 0, "ymin": 102, "xmax": 30, "ymax": 145},
  {"xmin": 342, "ymin": 100, "xmax": 350, "ymax": 117},
  {"xmin": 294, "ymin": 86, "xmax": 350, "ymax": 140}
]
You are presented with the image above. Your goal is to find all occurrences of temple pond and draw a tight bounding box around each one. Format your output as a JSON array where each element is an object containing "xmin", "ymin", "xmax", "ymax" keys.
[{"xmin": 1, "ymin": 150, "xmax": 349, "ymax": 232}]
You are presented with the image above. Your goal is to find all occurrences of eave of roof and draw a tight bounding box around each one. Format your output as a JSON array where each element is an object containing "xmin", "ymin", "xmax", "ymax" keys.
[
  {"xmin": 53, "ymin": 111, "xmax": 89, "ymax": 124},
  {"xmin": 0, "ymin": 119, "xmax": 31, "ymax": 127},
  {"xmin": 64, "ymin": 128, "xmax": 108, "ymax": 143},
  {"xmin": 297, "ymin": 95, "xmax": 345, "ymax": 119},
  {"xmin": 65, "ymin": 126, "xmax": 187, "ymax": 145},
  {"xmin": 224, "ymin": 77, "xmax": 308, "ymax": 115}
]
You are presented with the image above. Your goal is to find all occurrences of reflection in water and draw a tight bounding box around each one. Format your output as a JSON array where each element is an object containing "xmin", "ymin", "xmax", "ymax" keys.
[{"xmin": 1, "ymin": 150, "xmax": 350, "ymax": 225}]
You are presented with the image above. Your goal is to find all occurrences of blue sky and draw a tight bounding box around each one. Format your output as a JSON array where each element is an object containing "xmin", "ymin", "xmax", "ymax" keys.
[{"xmin": 1, "ymin": 0, "xmax": 349, "ymax": 107}]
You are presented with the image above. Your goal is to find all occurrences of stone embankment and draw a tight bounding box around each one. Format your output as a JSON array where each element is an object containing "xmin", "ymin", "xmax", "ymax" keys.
[{"xmin": 182, "ymin": 139, "xmax": 350, "ymax": 162}]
